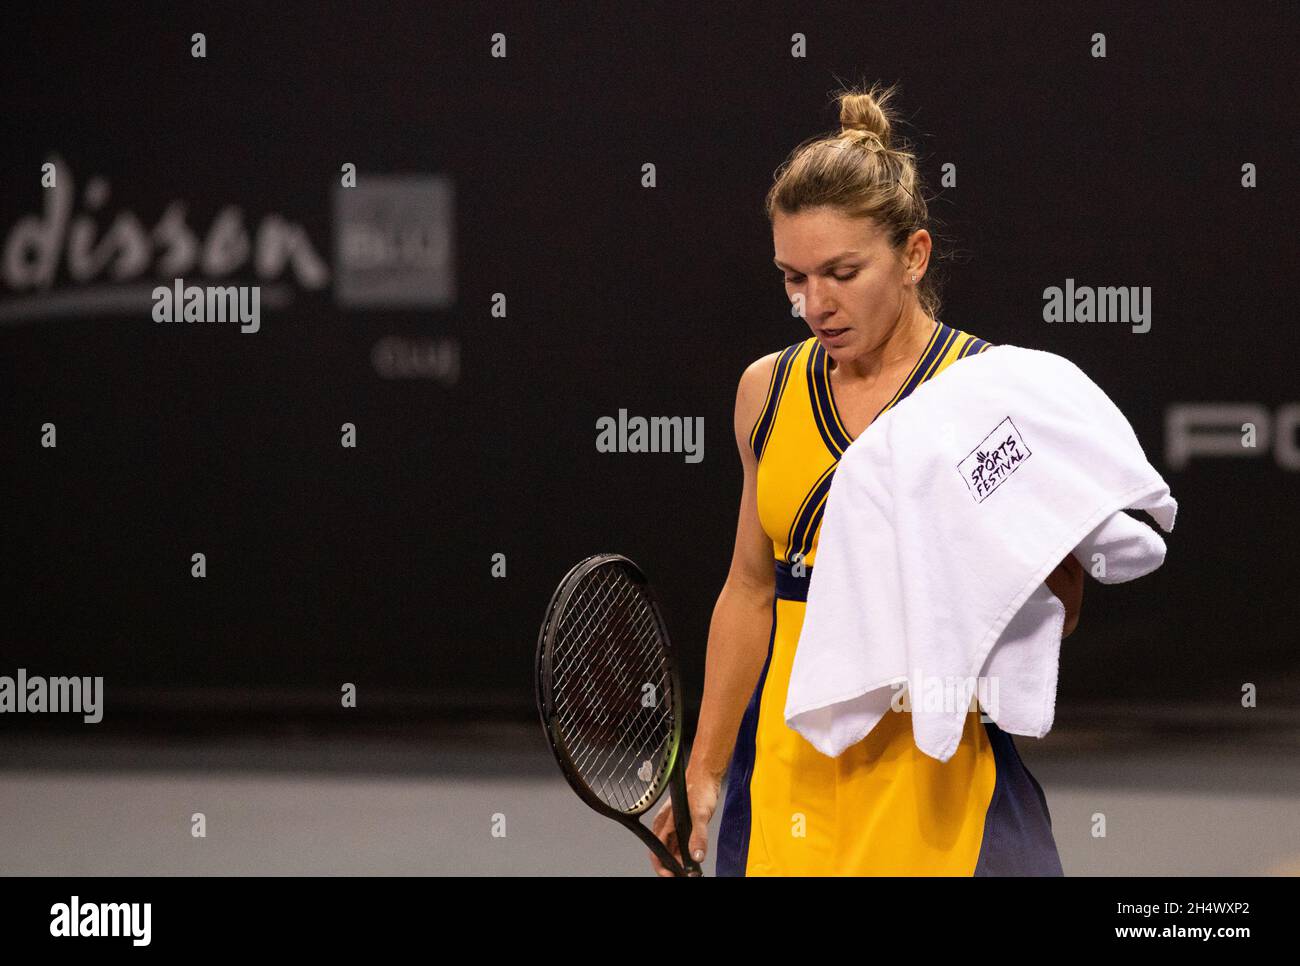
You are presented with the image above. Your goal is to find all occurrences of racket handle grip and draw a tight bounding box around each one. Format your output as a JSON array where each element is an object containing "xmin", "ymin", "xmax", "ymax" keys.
[{"xmin": 669, "ymin": 755, "xmax": 703, "ymax": 876}]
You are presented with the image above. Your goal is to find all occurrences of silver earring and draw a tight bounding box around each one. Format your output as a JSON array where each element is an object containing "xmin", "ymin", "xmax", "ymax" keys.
[{"xmin": 911, "ymin": 274, "xmax": 917, "ymax": 282}]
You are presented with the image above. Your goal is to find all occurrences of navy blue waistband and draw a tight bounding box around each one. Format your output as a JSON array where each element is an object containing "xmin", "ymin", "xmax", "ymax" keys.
[{"xmin": 775, "ymin": 560, "xmax": 812, "ymax": 601}]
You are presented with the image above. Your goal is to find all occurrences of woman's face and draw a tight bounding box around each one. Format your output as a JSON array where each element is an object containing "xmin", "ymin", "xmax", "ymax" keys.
[{"xmin": 772, "ymin": 206, "xmax": 926, "ymax": 360}]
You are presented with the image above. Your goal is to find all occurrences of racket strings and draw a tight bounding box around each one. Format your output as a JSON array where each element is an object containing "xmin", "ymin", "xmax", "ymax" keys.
[
  {"xmin": 550, "ymin": 564, "xmax": 675, "ymax": 813},
  {"xmin": 555, "ymin": 571, "xmax": 671, "ymax": 800},
  {"xmin": 552, "ymin": 587, "xmax": 660, "ymax": 734}
]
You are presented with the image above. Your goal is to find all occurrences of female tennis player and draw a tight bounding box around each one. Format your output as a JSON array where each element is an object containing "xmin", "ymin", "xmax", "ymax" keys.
[{"xmin": 649, "ymin": 82, "xmax": 1084, "ymax": 876}]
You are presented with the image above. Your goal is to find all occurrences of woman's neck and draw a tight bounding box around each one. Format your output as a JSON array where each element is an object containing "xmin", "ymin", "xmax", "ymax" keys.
[{"xmin": 831, "ymin": 304, "xmax": 936, "ymax": 382}]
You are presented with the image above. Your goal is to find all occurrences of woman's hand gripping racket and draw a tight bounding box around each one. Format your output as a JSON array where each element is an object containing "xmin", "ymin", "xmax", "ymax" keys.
[{"xmin": 535, "ymin": 553, "xmax": 702, "ymax": 877}]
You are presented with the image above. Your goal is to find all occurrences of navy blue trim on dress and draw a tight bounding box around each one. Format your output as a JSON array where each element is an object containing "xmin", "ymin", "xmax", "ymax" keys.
[
  {"xmin": 715, "ymin": 594, "xmax": 779, "ymax": 877},
  {"xmin": 749, "ymin": 343, "xmax": 802, "ymax": 463},
  {"xmin": 807, "ymin": 342, "xmax": 854, "ymax": 458},
  {"xmin": 783, "ymin": 466, "xmax": 834, "ymax": 567},
  {"xmin": 973, "ymin": 720, "xmax": 1065, "ymax": 876},
  {"xmin": 775, "ymin": 559, "xmax": 812, "ymax": 601}
]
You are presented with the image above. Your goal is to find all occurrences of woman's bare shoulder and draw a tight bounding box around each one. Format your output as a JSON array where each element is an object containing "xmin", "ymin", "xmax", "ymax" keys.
[
  {"xmin": 737, "ymin": 338, "xmax": 809, "ymax": 400},
  {"xmin": 734, "ymin": 340, "xmax": 808, "ymax": 449}
]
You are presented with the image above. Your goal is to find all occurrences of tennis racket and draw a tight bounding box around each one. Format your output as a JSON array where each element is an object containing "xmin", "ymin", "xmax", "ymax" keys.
[{"xmin": 535, "ymin": 552, "xmax": 701, "ymax": 877}]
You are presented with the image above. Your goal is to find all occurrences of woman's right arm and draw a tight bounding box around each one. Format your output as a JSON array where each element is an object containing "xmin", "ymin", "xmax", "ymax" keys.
[{"xmin": 648, "ymin": 353, "xmax": 778, "ymax": 875}]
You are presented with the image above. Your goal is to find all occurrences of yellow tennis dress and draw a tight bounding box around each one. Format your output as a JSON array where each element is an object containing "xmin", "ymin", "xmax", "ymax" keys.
[{"xmin": 715, "ymin": 321, "xmax": 1063, "ymax": 876}]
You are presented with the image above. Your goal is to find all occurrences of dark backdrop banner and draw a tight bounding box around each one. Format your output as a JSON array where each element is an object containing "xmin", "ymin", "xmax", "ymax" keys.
[{"xmin": 1, "ymin": 1, "xmax": 1295, "ymax": 719}]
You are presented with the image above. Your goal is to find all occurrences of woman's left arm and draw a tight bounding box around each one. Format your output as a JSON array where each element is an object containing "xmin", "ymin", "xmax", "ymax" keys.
[{"xmin": 1044, "ymin": 553, "xmax": 1084, "ymax": 637}]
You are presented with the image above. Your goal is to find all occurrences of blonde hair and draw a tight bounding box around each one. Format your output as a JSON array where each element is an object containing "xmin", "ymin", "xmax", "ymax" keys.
[{"xmin": 765, "ymin": 81, "xmax": 944, "ymax": 320}]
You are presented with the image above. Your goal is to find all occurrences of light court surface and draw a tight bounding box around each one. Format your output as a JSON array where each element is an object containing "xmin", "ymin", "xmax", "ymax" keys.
[{"xmin": 0, "ymin": 718, "xmax": 1296, "ymax": 876}]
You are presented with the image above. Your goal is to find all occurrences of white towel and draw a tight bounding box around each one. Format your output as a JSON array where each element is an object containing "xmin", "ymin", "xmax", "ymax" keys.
[{"xmin": 784, "ymin": 344, "xmax": 1177, "ymax": 762}]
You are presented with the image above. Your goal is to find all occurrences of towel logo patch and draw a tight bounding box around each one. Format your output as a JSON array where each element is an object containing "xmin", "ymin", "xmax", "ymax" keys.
[{"xmin": 958, "ymin": 417, "xmax": 1031, "ymax": 502}]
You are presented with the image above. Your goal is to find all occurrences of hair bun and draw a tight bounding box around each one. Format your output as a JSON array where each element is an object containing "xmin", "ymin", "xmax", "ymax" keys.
[{"xmin": 837, "ymin": 87, "xmax": 895, "ymax": 148}]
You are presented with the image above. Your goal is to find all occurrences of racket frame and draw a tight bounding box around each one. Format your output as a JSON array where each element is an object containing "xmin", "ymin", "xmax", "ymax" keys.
[{"xmin": 536, "ymin": 553, "xmax": 701, "ymax": 877}]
